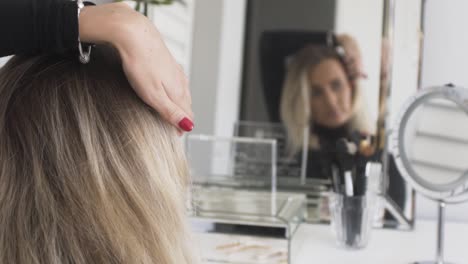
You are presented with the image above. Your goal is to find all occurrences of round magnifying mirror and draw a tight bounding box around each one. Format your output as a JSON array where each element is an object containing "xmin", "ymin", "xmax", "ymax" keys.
[
  {"xmin": 393, "ymin": 85, "xmax": 468, "ymax": 202},
  {"xmin": 392, "ymin": 85, "xmax": 468, "ymax": 264}
]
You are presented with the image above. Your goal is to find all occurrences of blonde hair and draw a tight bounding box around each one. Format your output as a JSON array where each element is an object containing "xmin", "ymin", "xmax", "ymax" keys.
[
  {"xmin": 0, "ymin": 47, "xmax": 194, "ymax": 263},
  {"xmin": 280, "ymin": 45, "xmax": 372, "ymax": 154}
]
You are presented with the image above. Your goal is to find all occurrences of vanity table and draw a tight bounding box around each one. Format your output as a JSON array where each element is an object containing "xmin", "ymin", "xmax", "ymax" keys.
[{"xmin": 195, "ymin": 220, "xmax": 468, "ymax": 264}]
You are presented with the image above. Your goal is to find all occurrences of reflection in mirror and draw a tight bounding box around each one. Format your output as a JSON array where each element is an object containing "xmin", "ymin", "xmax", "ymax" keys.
[
  {"xmin": 278, "ymin": 38, "xmax": 374, "ymax": 179},
  {"xmin": 237, "ymin": 0, "xmax": 419, "ymax": 227},
  {"xmin": 403, "ymin": 99, "xmax": 468, "ymax": 187},
  {"xmin": 395, "ymin": 89, "xmax": 468, "ymax": 200}
]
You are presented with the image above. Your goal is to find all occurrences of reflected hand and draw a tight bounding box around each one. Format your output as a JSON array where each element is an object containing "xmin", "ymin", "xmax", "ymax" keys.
[
  {"xmin": 380, "ymin": 38, "xmax": 391, "ymax": 84},
  {"xmin": 336, "ymin": 34, "xmax": 367, "ymax": 82},
  {"xmin": 79, "ymin": 3, "xmax": 194, "ymax": 134}
]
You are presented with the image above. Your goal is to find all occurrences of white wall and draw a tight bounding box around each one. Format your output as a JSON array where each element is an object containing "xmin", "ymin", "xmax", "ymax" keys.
[
  {"xmin": 189, "ymin": 0, "xmax": 246, "ymax": 136},
  {"xmin": 414, "ymin": 0, "xmax": 468, "ymax": 222},
  {"xmin": 189, "ymin": 0, "xmax": 223, "ymax": 135},
  {"xmin": 389, "ymin": 0, "xmax": 423, "ymax": 125},
  {"xmin": 421, "ymin": 0, "xmax": 468, "ymax": 88},
  {"xmin": 213, "ymin": 0, "xmax": 247, "ymax": 137}
]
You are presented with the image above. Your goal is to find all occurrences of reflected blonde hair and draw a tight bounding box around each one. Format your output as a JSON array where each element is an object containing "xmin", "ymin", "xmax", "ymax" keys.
[
  {"xmin": 0, "ymin": 47, "xmax": 194, "ymax": 263},
  {"xmin": 280, "ymin": 45, "xmax": 371, "ymax": 154}
]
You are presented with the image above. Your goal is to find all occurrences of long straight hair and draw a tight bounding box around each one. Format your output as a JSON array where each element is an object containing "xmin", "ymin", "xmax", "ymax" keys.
[
  {"xmin": 280, "ymin": 45, "xmax": 372, "ymax": 154},
  {"xmin": 0, "ymin": 47, "xmax": 195, "ymax": 263}
]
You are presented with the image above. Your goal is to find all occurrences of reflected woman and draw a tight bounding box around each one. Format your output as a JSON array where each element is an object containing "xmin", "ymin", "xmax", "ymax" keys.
[
  {"xmin": 280, "ymin": 35, "xmax": 373, "ymax": 179},
  {"xmin": 279, "ymin": 35, "xmax": 406, "ymax": 218}
]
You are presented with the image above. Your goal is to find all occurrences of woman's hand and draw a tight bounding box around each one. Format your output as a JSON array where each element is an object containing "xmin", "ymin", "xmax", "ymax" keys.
[
  {"xmin": 336, "ymin": 34, "xmax": 367, "ymax": 82},
  {"xmin": 79, "ymin": 3, "xmax": 194, "ymax": 133}
]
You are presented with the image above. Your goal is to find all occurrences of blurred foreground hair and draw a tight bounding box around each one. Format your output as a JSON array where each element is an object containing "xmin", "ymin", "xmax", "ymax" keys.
[{"xmin": 0, "ymin": 46, "xmax": 194, "ymax": 264}]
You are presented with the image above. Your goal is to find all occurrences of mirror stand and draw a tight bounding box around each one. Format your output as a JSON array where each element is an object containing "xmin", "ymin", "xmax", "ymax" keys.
[
  {"xmin": 414, "ymin": 201, "xmax": 455, "ymax": 264},
  {"xmin": 381, "ymin": 193, "xmax": 413, "ymax": 229}
]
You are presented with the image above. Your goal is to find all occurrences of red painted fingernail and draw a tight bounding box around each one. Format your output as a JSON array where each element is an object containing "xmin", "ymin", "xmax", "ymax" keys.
[{"xmin": 178, "ymin": 117, "xmax": 194, "ymax": 132}]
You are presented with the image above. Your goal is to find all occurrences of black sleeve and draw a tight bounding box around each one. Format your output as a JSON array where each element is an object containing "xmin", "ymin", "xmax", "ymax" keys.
[{"xmin": 0, "ymin": 0, "xmax": 78, "ymax": 57}]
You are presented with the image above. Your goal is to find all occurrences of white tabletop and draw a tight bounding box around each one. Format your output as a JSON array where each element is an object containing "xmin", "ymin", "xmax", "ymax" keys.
[
  {"xmin": 293, "ymin": 220, "xmax": 468, "ymax": 264},
  {"xmin": 196, "ymin": 220, "xmax": 468, "ymax": 264}
]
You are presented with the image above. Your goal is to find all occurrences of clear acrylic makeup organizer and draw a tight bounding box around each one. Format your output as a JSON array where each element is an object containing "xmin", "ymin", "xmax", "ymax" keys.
[
  {"xmin": 233, "ymin": 121, "xmax": 331, "ymax": 222},
  {"xmin": 186, "ymin": 134, "xmax": 306, "ymax": 264}
]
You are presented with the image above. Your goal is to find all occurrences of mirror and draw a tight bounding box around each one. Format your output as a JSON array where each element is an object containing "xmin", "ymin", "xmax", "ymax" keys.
[
  {"xmin": 393, "ymin": 85, "xmax": 468, "ymax": 202},
  {"xmin": 235, "ymin": 0, "xmax": 422, "ymax": 228},
  {"xmin": 392, "ymin": 85, "xmax": 468, "ymax": 264}
]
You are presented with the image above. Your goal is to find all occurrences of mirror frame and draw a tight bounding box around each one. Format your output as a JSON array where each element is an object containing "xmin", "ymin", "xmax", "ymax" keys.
[
  {"xmin": 392, "ymin": 85, "xmax": 468, "ymax": 202},
  {"xmin": 377, "ymin": 0, "xmax": 428, "ymax": 230}
]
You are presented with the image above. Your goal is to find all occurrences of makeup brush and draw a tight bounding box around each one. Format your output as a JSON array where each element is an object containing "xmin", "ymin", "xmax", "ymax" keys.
[{"xmin": 335, "ymin": 138, "xmax": 357, "ymax": 169}]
